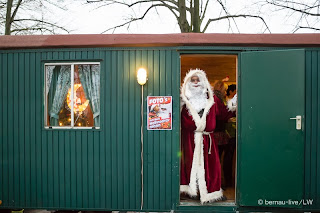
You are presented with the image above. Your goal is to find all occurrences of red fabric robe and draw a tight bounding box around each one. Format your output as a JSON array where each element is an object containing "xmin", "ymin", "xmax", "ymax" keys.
[{"xmin": 180, "ymin": 95, "xmax": 234, "ymax": 203}]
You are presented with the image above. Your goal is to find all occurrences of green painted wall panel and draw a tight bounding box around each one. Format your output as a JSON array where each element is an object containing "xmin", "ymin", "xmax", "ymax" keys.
[
  {"xmin": 64, "ymin": 131, "xmax": 71, "ymax": 207},
  {"xmin": 13, "ymin": 53, "xmax": 19, "ymax": 208},
  {"xmin": 310, "ymin": 51, "xmax": 318, "ymax": 200},
  {"xmin": 317, "ymin": 51, "xmax": 320, "ymax": 210},
  {"xmin": 30, "ymin": 52, "xmax": 37, "ymax": 207},
  {"xmin": 2, "ymin": 53, "xmax": 8, "ymax": 207},
  {"xmin": 17, "ymin": 53, "xmax": 26, "ymax": 205},
  {"xmin": 152, "ymin": 50, "xmax": 161, "ymax": 210},
  {"xmin": 7, "ymin": 53, "xmax": 14, "ymax": 207},
  {"xmin": 70, "ymin": 131, "xmax": 77, "ymax": 208},
  {"xmin": 104, "ymin": 50, "xmax": 112, "ymax": 209},
  {"xmin": 171, "ymin": 51, "xmax": 180, "ymax": 209},
  {"xmin": 116, "ymin": 51, "xmax": 124, "ymax": 209},
  {"xmin": 146, "ymin": 50, "xmax": 154, "ymax": 210},
  {"xmin": 1, "ymin": 46, "xmax": 320, "ymax": 212},
  {"xmin": 75, "ymin": 132, "xmax": 82, "ymax": 208},
  {"xmin": 122, "ymin": 50, "xmax": 130, "ymax": 209},
  {"xmin": 159, "ymin": 50, "xmax": 166, "ymax": 210},
  {"xmin": 0, "ymin": 54, "xmax": 3, "ymax": 207},
  {"xmin": 165, "ymin": 50, "xmax": 173, "ymax": 209},
  {"xmin": 134, "ymin": 50, "xmax": 142, "ymax": 209},
  {"xmin": 0, "ymin": 53, "xmax": 2, "ymax": 202},
  {"xmin": 128, "ymin": 50, "xmax": 137, "ymax": 208},
  {"xmin": 0, "ymin": 48, "xmax": 179, "ymax": 211},
  {"xmin": 110, "ymin": 50, "xmax": 118, "ymax": 209},
  {"xmin": 36, "ymin": 52, "xmax": 42, "ymax": 207},
  {"xmin": 305, "ymin": 50, "xmax": 320, "ymax": 210}
]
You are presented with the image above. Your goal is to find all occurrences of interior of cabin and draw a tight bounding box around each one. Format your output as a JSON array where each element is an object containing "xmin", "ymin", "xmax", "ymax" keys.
[{"xmin": 180, "ymin": 54, "xmax": 237, "ymax": 205}]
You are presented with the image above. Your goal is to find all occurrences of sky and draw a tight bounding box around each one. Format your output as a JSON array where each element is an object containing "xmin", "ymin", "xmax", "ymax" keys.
[{"xmin": 42, "ymin": 0, "xmax": 320, "ymax": 34}]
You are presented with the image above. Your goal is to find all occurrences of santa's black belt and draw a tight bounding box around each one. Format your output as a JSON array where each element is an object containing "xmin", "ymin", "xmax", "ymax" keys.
[{"xmin": 195, "ymin": 131, "xmax": 213, "ymax": 154}]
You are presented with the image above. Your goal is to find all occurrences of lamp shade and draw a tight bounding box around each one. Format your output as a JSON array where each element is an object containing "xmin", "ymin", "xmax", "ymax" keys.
[{"xmin": 137, "ymin": 68, "xmax": 147, "ymax": 85}]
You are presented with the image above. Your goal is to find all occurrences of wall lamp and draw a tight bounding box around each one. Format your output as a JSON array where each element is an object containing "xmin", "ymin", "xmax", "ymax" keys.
[
  {"xmin": 137, "ymin": 68, "xmax": 147, "ymax": 85},
  {"xmin": 137, "ymin": 67, "xmax": 147, "ymax": 210}
]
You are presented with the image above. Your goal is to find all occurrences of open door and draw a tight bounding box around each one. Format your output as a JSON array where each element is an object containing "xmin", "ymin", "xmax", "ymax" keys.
[{"xmin": 238, "ymin": 50, "xmax": 305, "ymax": 207}]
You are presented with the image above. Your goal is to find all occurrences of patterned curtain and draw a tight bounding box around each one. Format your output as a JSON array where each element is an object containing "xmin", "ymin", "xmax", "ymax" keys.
[
  {"xmin": 49, "ymin": 66, "xmax": 71, "ymax": 126},
  {"xmin": 46, "ymin": 66, "xmax": 54, "ymax": 95},
  {"xmin": 78, "ymin": 65, "xmax": 100, "ymax": 126}
]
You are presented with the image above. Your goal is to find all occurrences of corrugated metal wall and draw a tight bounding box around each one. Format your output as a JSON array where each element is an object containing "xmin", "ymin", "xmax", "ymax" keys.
[
  {"xmin": 2, "ymin": 46, "xmax": 320, "ymax": 212},
  {"xmin": 305, "ymin": 50, "xmax": 320, "ymax": 210},
  {"xmin": 0, "ymin": 48, "xmax": 180, "ymax": 211}
]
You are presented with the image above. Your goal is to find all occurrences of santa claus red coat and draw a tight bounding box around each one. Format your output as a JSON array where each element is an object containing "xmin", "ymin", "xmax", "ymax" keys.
[{"xmin": 180, "ymin": 69, "xmax": 233, "ymax": 204}]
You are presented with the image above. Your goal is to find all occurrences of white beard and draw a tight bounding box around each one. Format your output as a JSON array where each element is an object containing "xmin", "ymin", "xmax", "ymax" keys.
[
  {"xmin": 185, "ymin": 82, "xmax": 208, "ymax": 113},
  {"xmin": 159, "ymin": 111, "xmax": 170, "ymax": 119},
  {"xmin": 159, "ymin": 104, "xmax": 171, "ymax": 119}
]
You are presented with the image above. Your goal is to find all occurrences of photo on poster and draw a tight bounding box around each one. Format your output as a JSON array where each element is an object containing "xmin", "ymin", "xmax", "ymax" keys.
[{"xmin": 147, "ymin": 96, "xmax": 172, "ymax": 130}]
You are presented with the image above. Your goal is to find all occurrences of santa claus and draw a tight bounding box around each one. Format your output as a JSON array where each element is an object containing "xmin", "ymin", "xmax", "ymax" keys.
[
  {"xmin": 180, "ymin": 69, "xmax": 234, "ymax": 204},
  {"xmin": 159, "ymin": 103, "xmax": 171, "ymax": 119}
]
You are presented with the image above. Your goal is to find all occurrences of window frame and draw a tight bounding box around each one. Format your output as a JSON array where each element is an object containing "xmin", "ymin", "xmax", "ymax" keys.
[{"xmin": 44, "ymin": 62, "xmax": 101, "ymax": 130}]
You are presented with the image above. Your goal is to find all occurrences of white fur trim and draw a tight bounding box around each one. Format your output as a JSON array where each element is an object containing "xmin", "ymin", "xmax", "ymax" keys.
[
  {"xmin": 181, "ymin": 69, "xmax": 214, "ymax": 130},
  {"xmin": 201, "ymin": 188, "xmax": 224, "ymax": 204},
  {"xmin": 180, "ymin": 185, "xmax": 198, "ymax": 197},
  {"xmin": 181, "ymin": 69, "xmax": 223, "ymax": 203},
  {"xmin": 197, "ymin": 132, "xmax": 223, "ymax": 203}
]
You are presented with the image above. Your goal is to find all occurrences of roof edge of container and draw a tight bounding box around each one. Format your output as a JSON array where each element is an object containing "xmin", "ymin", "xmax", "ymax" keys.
[{"xmin": 1, "ymin": 33, "xmax": 320, "ymax": 49}]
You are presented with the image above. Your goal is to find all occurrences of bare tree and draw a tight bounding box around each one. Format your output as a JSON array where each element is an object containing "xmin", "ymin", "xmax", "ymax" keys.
[
  {"xmin": 86, "ymin": 0, "xmax": 270, "ymax": 33},
  {"xmin": 266, "ymin": 0, "xmax": 320, "ymax": 32},
  {"xmin": 1, "ymin": 0, "xmax": 69, "ymax": 35}
]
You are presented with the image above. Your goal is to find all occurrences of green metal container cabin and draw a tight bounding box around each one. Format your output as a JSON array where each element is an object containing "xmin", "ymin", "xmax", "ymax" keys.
[{"xmin": 0, "ymin": 34, "xmax": 319, "ymax": 212}]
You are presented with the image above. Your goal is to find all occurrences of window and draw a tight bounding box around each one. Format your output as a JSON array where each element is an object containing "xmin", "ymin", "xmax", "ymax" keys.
[{"xmin": 45, "ymin": 63, "xmax": 100, "ymax": 129}]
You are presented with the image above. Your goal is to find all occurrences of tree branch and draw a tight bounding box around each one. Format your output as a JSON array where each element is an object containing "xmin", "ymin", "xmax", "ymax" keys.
[
  {"xmin": 86, "ymin": 0, "xmax": 180, "ymax": 12},
  {"xmin": 10, "ymin": 0, "xmax": 23, "ymax": 23},
  {"xmin": 11, "ymin": 27, "xmax": 49, "ymax": 33},
  {"xmin": 216, "ymin": 0, "xmax": 240, "ymax": 32},
  {"xmin": 124, "ymin": 0, "xmax": 188, "ymax": 12},
  {"xmin": 129, "ymin": 0, "xmax": 178, "ymax": 8},
  {"xmin": 202, "ymin": 14, "xmax": 271, "ymax": 33},
  {"xmin": 267, "ymin": 0, "xmax": 320, "ymax": 16},
  {"xmin": 100, "ymin": 3, "xmax": 166, "ymax": 33},
  {"xmin": 200, "ymin": 0, "xmax": 210, "ymax": 22},
  {"xmin": 294, "ymin": 26, "xmax": 320, "ymax": 32},
  {"xmin": 159, "ymin": 0, "xmax": 179, "ymax": 18},
  {"xmin": 270, "ymin": 0, "xmax": 319, "ymax": 10},
  {"xmin": 158, "ymin": 0, "xmax": 179, "ymax": 12},
  {"xmin": 13, "ymin": 18, "xmax": 69, "ymax": 33},
  {"xmin": 86, "ymin": 0, "xmax": 130, "ymax": 7}
]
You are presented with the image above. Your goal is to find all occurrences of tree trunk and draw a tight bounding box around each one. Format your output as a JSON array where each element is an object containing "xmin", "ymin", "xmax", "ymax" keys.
[
  {"xmin": 178, "ymin": 0, "xmax": 190, "ymax": 32},
  {"xmin": 5, "ymin": 0, "xmax": 13, "ymax": 35},
  {"xmin": 192, "ymin": 0, "xmax": 200, "ymax": 32}
]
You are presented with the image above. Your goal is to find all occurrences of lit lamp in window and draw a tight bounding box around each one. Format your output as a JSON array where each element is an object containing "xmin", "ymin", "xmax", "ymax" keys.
[{"xmin": 67, "ymin": 84, "xmax": 89, "ymax": 114}]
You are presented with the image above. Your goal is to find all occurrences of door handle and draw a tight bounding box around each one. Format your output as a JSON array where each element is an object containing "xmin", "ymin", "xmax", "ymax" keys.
[{"xmin": 290, "ymin": 115, "xmax": 301, "ymax": 130}]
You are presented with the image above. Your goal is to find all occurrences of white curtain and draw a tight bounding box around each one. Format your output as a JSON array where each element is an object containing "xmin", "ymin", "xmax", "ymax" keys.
[
  {"xmin": 78, "ymin": 65, "xmax": 100, "ymax": 126},
  {"xmin": 49, "ymin": 66, "xmax": 71, "ymax": 126}
]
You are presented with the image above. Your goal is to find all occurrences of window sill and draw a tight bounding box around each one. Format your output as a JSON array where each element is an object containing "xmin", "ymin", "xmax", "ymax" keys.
[{"xmin": 44, "ymin": 126, "xmax": 100, "ymax": 130}]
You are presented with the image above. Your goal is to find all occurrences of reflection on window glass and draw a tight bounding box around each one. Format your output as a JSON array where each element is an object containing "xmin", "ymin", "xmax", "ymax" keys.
[{"xmin": 45, "ymin": 64, "xmax": 100, "ymax": 128}]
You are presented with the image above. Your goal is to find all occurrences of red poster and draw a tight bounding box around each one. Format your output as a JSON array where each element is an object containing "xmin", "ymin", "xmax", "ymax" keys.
[{"xmin": 147, "ymin": 96, "xmax": 172, "ymax": 130}]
